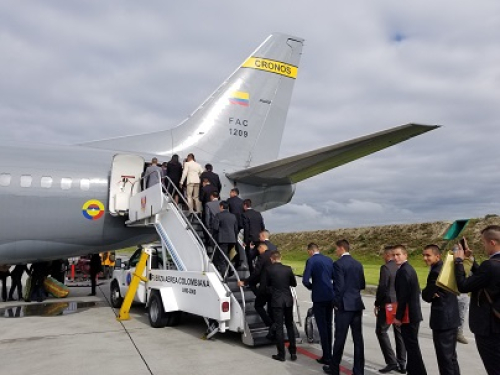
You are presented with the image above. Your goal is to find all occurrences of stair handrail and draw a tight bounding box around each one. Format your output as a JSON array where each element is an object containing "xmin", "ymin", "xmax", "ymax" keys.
[
  {"xmin": 160, "ymin": 175, "xmax": 247, "ymax": 318},
  {"xmin": 128, "ymin": 170, "xmax": 247, "ymax": 326}
]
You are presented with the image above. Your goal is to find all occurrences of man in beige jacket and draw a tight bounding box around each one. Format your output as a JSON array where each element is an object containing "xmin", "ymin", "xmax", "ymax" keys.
[{"xmin": 180, "ymin": 153, "xmax": 203, "ymax": 213}]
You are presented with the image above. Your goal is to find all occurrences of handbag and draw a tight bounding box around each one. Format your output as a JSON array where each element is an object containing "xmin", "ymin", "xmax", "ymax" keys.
[{"xmin": 385, "ymin": 302, "xmax": 409, "ymax": 325}]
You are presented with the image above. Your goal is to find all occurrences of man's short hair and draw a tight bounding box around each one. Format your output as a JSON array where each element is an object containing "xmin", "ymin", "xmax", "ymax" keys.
[
  {"xmin": 383, "ymin": 245, "xmax": 394, "ymax": 253},
  {"xmin": 307, "ymin": 243, "xmax": 319, "ymax": 252},
  {"xmin": 424, "ymin": 244, "xmax": 441, "ymax": 255},
  {"xmin": 231, "ymin": 187, "xmax": 239, "ymax": 195},
  {"xmin": 187, "ymin": 153, "xmax": 195, "ymax": 160},
  {"xmin": 243, "ymin": 199, "xmax": 252, "ymax": 207},
  {"xmin": 210, "ymin": 191, "xmax": 219, "ymax": 199},
  {"xmin": 258, "ymin": 243, "xmax": 268, "ymax": 251},
  {"xmin": 203, "ymin": 178, "xmax": 209, "ymax": 183},
  {"xmin": 393, "ymin": 244, "xmax": 407, "ymax": 254},
  {"xmin": 481, "ymin": 225, "xmax": 500, "ymax": 243},
  {"xmin": 270, "ymin": 250, "xmax": 281, "ymax": 261},
  {"xmin": 205, "ymin": 163, "xmax": 213, "ymax": 171},
  {"xmin": 335, "ymin": 239, "xmax": 350, "ymax": 252},
  {"xmin": 152, "ymin": 157, "xmax": 158, "ymax": 163},
  {"xmin": 219, "ymin": 201, "xmax": 229, "ymax": 210}
]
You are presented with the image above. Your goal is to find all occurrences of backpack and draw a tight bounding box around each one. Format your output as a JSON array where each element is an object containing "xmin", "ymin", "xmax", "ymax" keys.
[{"xmin": 304, "ymin": 307, "xmax": 320, "ymax": 343}]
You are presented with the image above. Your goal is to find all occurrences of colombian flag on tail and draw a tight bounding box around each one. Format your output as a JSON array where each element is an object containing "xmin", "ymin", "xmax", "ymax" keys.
[{"xmin": 229, "ymin": 91, "xmax": 249, "ymax": 107}]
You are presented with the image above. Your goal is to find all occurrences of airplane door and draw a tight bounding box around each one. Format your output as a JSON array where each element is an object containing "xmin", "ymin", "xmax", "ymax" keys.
[{"xmin": 109, "ymin": 154, "xmax": 145, "ymax": 216}]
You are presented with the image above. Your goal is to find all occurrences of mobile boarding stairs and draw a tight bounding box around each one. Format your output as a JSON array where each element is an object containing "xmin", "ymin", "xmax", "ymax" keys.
[{"xmin": 119, "ymin": 171, "xmax": 301, "ymax": 346}]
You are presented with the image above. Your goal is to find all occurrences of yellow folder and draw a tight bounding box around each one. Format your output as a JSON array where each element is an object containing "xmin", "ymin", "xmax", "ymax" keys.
[{"xmin": 436, "ymin": 252, "xmax": 473, "ymax": 295}]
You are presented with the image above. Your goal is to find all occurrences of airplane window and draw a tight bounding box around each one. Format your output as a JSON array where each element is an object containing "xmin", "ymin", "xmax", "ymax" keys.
[
  {"xmin": 80, "ymin": 178, "xmax": 90, "ymax": 191},
  {"xmin": 61, "ymin": 178, "xmax": 72, "ymax": 190},
  {"xmin": 20, "ymin": 175, "xmax": 32, "ymax": 188},
  {"xmin": 0, "ymin": 173, "xmax": 11, "ymax": 187},
  {"xmin": 41, "ymin": 176, "xmax": 53, "ymax": 188}
]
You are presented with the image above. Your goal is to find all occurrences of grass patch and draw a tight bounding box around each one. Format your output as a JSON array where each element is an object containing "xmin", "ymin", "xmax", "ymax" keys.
[{"xmin": 283, "ymin": 256, "xmax": 429, "ymax": 289}]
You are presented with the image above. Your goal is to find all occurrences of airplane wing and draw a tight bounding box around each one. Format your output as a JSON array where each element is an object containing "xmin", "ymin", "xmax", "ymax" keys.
[{"xmin": 226, "ymin": 123, "xmax": 440, "ymax": 186}]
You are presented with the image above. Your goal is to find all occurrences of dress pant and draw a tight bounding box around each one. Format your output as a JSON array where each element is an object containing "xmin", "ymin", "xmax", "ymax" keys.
[
  {"xmin": 313, "ymin": 301, "xmax": 334, "ymax": 361},
  {"xmin": 475, "ymin": 333, "xmax": 500, "ymax": 375},
  {"xmin": 272, "ymin": 306, "xmax": 296, "ymax": 359},
  {"xmin": 330, "ymin": 310, "xmax": 365, "ymax": 375},
  {"xmin": 90, "ymin": 271, "xmax": 98, "ymax": 295},
  {"xmin": 0, "ymin": 273, "xmax": 8, "ymax": 301},
  {"xmin": 9, "ymin": 275, "xmax": 23, "ymax": 300},
  {"xmin": 376, "ymin": 308, "xmax": 406, "ymax": 368},
  {"xmin": 213, "ymin": 243, "xmax": 234, "ymax": 276},
  {"xmin": 245, "ymin": 244, "xmax": 259, "ymax": 274},
  {"xmin": 432, "ymin": 328, "xmax": 460, "ymax": 375},
  {"xmin": 400, "ymin": 323, "xmax": 427, "ymax": 375},
  {"xmin": 186, "ymin": 183, "xmax": 201, "ymax": 213}
]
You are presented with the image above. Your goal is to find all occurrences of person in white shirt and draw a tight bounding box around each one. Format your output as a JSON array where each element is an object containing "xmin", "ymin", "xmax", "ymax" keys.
[{"xmin": 180, "ymin": 153, "xmax": 203, "ymax": 213}]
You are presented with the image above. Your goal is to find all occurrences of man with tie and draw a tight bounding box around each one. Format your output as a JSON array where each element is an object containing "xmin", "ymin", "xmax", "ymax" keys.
[
  {"xmin": 422, "ymin": 244, "xmax": 460, "ymax": 375},
  {"xmin": 375, "ymin": 246, "xmax": 406, "ymax": 374},
  {"xmin": 454, "ymin": 226, "xmax": 500, "ymax": 375},
  {"xmin": 323, "ymin": 239, "xmax": 365, "ymax": 375},
  {"xmin": 302, "ymin": 242, "xmax": 335, "ymax": 365},
  {"xmin": 393, "ymin": 245, "xmax": 427, "ymax": 375}
]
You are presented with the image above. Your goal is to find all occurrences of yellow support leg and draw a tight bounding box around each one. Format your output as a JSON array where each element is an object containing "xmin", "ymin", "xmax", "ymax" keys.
[{"xmin": 117, "ymin": 249, "xmax": 151, "ymax": 321}]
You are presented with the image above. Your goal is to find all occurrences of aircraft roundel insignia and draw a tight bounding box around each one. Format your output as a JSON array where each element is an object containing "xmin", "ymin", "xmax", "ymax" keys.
[{"xmin": 82, "ymin": 199, "xmax": 105, "ymax": 221}]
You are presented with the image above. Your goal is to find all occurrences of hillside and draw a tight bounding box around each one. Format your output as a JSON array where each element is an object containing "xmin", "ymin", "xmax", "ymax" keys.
[{"xmin": 271, "ymin": 215, "xmax": 500, "ymax": 262}]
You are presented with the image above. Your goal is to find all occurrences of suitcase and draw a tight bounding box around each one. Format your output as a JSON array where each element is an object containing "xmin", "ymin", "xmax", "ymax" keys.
[
  {"xmin": 44, "ymin": 276, "xmax": 70, "ymax": 298},
  {"xmin": 304, "ymin": 307, "xmax": 321, "ymax": 343}
]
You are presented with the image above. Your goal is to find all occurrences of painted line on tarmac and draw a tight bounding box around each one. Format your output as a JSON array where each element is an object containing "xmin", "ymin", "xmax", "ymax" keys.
[{"xmin": 286, "ymin": 343, "xmax": 352, "ymax": 374}]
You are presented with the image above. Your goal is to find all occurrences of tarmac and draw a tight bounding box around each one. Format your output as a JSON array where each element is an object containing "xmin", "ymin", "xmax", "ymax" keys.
[{"xmin": 0, "ymin": 277, "xmax": 485, "ymax": 375}]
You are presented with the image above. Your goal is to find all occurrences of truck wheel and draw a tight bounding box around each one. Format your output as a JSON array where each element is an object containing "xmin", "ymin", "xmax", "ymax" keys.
[
  {"xmin": 164, "ymin": 311, "xmax": 181, "ymax": 327},
  {"xmin": 110, "ymin": 281, "xmax": 123, "ymax": 308},
  {"xmin": 148, "ymin": 292, "xmax": 167, "ymax": 328}
]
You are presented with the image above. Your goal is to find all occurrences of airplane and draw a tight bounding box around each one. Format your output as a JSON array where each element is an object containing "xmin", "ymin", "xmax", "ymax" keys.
[{"xmin": 0, "ymin": 33, "xmax": 438, "ymax": 264}]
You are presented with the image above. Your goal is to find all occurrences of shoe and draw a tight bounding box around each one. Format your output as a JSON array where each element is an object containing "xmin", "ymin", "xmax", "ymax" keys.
[
  {"xmin": 379, "ymin": 364, "xmax": 399, "ymax": 373},
  {"xmin": 272, "ymin": 355, "xmax": 285, "ymax": 362},
  {"xmin": 457, "ymin": 332, "xmax": 468, "ymax": 344},
  {"xmin": 88, "ymin": 293, "xmax": 96, "ymax": 296},
  {"xmin": 398, "ymin": 366, "xmax": 407, "ymax": 374},
  {"xmin": 323, "ymin": 365, "xmax": 333, "ymax": 374},
  {"xmin": 8, "ymin": 297, "xmax": 15, "ymax": 301},
  {"xmin": 316, "ymin": 358, "xmax": 330, "ymax": 365},
  {"xmin": 290, "ymin": 354, "xmax": 297, "ymax": 361}
]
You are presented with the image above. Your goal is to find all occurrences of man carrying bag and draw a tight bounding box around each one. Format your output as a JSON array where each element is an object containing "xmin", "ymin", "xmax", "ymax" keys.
[{"xmin": 454, "ymin": 225, "xmax": 500, "ymax": 375}]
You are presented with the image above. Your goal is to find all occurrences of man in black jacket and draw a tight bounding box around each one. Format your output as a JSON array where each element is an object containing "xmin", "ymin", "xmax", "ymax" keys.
[
  {"xmin": 422, "ymin": 245, "xmax": 460, "ymax": 375},
  {"xmin": 212, "ymin": 201, "xmax": 239, "ymax": 276},
  {"xmin": 375, "ymin": 246, "xmax": 406, "ymax": 374},
  {"xmin": 394, "ymin": 245, "xmax": 427, "ymax": 375},
  {"xmin": 199, "ymin": 164, "xmax": 221, "ymax": 192},
  {"xmin": 454, "ymin": 225, "xmax": 500, "ymax": 375},
  {"xmin": 238, "ymin": 243, "xmax": 273, "ymax": 327},
  {"xmin": 324, "ymin": 239, "xmax": 365, "ymax": 375},
  {"xmin": 227, "ymin": 188, "xmax": 244, "ymax": 229},
  {"xmin": 242, "ymin": 199, "xmax": 265, "ymax": 273},
  {"xmin": 261, "ymin": 250, "xmax": 297, "ymax": 362}
]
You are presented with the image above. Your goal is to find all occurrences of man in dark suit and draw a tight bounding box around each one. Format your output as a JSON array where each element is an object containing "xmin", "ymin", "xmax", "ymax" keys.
[
  {"xmin": 200, "ymin": 178, "xmax": 218, "ymax": 219},
  {"xmin": 303, "ymin": 243, "xmax": 335, "ymax": 365},
  {"xmin": 227, "ymin": 188, "xmax": 244, "ymax": 228},
  {"xmin": 324, "ymin": 239, "xmax": 365, "ymax": 375},
  {"xmin": 454, "ymin": 225, "xmax": 500, "ymax": 375},
  {"xmin": 242, "ymin": 199, "xmax": 265, "ymax": 273},
  {"xmin": 261, "ymin": 250, "xmax": 297, "ymax": 362},
  {"xmin": 393, "ymin": 245, "xmax": 427, "ymax": 375},
  {"xmin": 200, "ymin": 163, "xmax": 221, "ymax": 192},
  {"xmin": 238, "ymin": 243, "xmax": 274, "ymax": 327},
  {"xmin": 422, "ymin": 244, "xmax": 460, "ymax": 375},
  {"xmin": 259, "ymin": 229, "xmax": 277, "ymax": 251},
  {"xmin": 212, "ymin": 201, "xmax": 239, "ymax": 277},
  {"xmin": 375, "ymin": 246, "xmax": 406, "ymax": 373}
]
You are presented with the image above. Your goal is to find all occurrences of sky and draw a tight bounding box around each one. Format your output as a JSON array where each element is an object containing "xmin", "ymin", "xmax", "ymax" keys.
[{"xmin": 1, "ymin": 1, "xmax": 499, "ymax": 233}]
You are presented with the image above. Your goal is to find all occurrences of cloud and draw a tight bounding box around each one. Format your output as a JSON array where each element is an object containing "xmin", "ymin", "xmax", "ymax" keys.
[{"xmin": 1, "ymin": 1, "xmax": 499, "ymax": 233}]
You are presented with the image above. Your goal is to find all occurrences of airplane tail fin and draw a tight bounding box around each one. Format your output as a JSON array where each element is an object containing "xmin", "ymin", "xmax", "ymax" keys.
[{"xmin": 82, "ymin": 33, "xmax": 304, "ymax": 168}]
